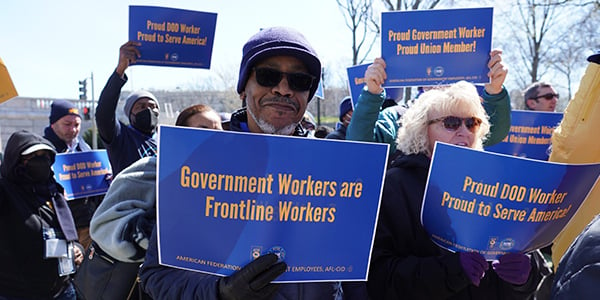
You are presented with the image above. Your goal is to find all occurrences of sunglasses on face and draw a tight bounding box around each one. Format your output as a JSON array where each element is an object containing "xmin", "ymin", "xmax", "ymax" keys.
[
  {"xmin": 253, "ymin": 67, "xmax": 315, "ymax": 92},
  {"xmin": 535, "ymin": 93, "xmax": 559, "ymax": 101},
  {"xmin": 428, "ymin": 116, "xmax": 482, "ymax": 133}
]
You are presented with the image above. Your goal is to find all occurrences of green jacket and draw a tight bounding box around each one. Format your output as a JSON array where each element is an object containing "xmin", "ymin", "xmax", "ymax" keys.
[{"xmin": 346, "ymin": 86, "xmax": 511, "ymax": 155}]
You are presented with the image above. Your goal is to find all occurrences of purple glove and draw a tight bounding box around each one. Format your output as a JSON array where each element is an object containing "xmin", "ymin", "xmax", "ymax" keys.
[
  {"xmin": 459, "ymin": 252, "xmax": 488, "ymax": 286},
  {"xmin": 492, "ymin": 253, "xmax": 531, "ymax": 285}
]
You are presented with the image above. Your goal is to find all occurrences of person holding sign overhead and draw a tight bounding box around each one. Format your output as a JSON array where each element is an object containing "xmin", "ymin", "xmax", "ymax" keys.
[
  {"xmin": 347, "ymin": 49, "xmax": 511, "ymax": 167},
  {"xmin": 139, "ymin": 26, "xmax": 366, "ymax": 300},
  {"xmin": 95, "ymin": 41, "xmax": 160, "ymax": 176},
  {"xmin": 367, "ymin": 80, "xmax": 545, "ymax": 299}
]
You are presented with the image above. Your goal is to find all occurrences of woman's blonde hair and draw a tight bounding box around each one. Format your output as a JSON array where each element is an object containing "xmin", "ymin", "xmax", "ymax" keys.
[{"xmin": 396, "ymin": 81, "xmax": 491, "ymax": 156}]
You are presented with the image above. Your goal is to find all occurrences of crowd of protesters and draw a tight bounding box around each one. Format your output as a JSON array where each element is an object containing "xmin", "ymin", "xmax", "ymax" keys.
[{"xmin": 1, "ymin": 17, "xmax": 600, "ymax": 300}]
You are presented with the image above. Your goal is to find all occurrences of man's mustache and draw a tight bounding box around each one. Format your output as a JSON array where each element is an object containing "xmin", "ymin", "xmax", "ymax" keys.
[{"xmin": 259, "ymin": 96, "xmax": 299, "ymax": 111}]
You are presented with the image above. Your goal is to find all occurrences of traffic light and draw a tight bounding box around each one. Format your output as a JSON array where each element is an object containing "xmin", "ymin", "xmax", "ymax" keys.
[
  {"xmin": 83, "ymin": 106, "xmax": 90, "ymax": 120},
  {"xmin": 78, "ymin": 79, "xmax": 87, "ymax": 100}
]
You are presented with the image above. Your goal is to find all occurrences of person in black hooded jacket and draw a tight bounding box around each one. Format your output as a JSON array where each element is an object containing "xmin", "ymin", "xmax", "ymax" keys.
[
  {"xmin": 366, "ymin": 80, "xmax": 544, "ymax": 300},
  {"xmin": 0, "ymin": 130, "xmax": 83, "ymax": 299}
]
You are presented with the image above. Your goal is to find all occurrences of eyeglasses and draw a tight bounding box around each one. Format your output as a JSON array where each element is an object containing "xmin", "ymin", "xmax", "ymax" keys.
[
  {"xmin": 253, "ymin": 67, "xmax": 316, "ymax": 92},
  {"xmin": 535, "ymin": 93, "xmax": 559, "ymax": 101},
  {"xmin": 428, "ymin": 116, "xmax": 482, "ymax": 133}
]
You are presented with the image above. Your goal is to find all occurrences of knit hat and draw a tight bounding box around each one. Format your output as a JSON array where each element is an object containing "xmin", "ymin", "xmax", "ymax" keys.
[
  {"xmin": 123, "ymin": 90, "xmax": 158, "ymax": 118},
  {"xmin": 339, "ymin": 96, "xmax": 353, "ymax": 122},
  {"xmin": 588, "ymin": 51, "xmax": 600, "ymax": 64},
  {"xmin": 237, "ymin": 27, "xmax": 322, "ymax": 101},
  {"xmin": 49, "ymin": 99, "xmax": 81, "ymax": 124}
]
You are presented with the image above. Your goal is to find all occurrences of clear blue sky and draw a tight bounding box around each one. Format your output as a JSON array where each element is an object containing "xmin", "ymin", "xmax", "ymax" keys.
[{"xmin": 2, "ymin": 0, "xmax": 361, "ymax": 99}]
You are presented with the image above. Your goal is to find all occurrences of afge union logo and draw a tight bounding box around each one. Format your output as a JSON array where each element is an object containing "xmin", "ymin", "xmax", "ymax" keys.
[
  {"xmin": 251, "ymin": 247, "xmax": 262, "ymax": 259},
  {"xmin": 268, "ymin": 246, "xmax": 286, "ymax": 261},
  {"xmin": 499, "ymin": 238, "xmax": 515, "ymax": 250}
]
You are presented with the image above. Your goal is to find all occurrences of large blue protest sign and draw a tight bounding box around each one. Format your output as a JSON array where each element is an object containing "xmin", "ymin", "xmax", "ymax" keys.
[
  {"xmin": 485, "ymin": 110, "xmax": 564, "ymax": 161},
  {"xmin": 53, "ymin": 150, "xmax": 112, "ymax": 200},
  {"xmin": 129, "ymin": 6, "xmax": 217, "ymax": 68},
  {"xmin": 422, "ymin": 143, "xmax": 600, "ymax": 260},
  {"xmin": 381, "ymin": 7, "xmax": 492, "ymax": 87},
  {"xmin": 346, "ymin": 64, "xmax": 403, "ymax": 107},
  {"xmin": 156, "ymin": 126, "xmax": 388, "ymax": 282}
]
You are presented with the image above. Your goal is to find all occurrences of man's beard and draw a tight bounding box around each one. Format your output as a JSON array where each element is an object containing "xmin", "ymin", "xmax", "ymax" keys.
[{"xmin": 247, "ymin": 100, "xmax": 298, "ymax": 135}]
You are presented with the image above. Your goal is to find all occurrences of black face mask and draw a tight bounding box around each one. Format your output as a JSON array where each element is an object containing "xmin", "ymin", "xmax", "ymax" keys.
[
  {"xmin": 132, "ymin": 108, "xmax": 159, "ymax": 134},
  {"xmin": 24, "ymin": 155, "xmax": 53, "ymax": 183}
]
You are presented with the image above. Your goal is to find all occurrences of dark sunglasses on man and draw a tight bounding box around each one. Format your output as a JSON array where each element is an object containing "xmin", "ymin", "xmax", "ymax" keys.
[
  {"xmin": 253, "ymin": 67, "xmax": 316, "ymax": 92},
  {"xmin": 535, "ymin": 93, "xmax": 559, "ymax": 101}
]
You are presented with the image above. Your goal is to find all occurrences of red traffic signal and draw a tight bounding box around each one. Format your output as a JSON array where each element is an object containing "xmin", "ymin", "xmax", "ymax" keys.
[{"xmin": 83, "ymin": 106, "xmax": 90, "ymax": 120}]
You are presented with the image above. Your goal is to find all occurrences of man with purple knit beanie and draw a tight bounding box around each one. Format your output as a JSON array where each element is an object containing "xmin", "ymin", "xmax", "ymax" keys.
[{"xmin": 140, "ymin": 26, "xmax": 366, "ymax": 300}]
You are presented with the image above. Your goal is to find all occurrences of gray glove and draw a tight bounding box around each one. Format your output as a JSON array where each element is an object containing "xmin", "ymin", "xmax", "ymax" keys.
[{"xmin": 218, "ymin": 253, "xmax": 286, "ymax": 300}]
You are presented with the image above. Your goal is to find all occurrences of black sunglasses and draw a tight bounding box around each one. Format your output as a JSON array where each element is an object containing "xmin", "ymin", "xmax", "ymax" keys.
[
  {"xmin": 535, "ymin": 93, "xmax": 559, "ymax": 101},
  {"xmin": 253, "ymin": 67, "xmax": 315, "ymax": 92},
  {"xmin": 428, "ymin": 116, "xmax": 482, "ymax": 133}
]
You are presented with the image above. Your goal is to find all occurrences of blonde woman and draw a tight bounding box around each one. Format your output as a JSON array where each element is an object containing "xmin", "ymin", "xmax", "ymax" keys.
[{"xmin": 367, "ymin": 81, "xmax": 544, "ymax": 299}]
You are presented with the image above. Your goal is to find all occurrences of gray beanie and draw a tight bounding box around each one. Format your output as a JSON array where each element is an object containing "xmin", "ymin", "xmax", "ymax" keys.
[
  {"xmin": 237, "ymin": 27, "xmax": 321, "ymax": 101},
  {"xmin": 123, "ymin": 90, "xmax": 158, "ymax": 118}
]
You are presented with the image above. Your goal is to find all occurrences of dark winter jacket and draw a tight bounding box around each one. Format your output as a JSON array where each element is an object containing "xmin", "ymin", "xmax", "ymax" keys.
[
  {"xmin": 325, "ymin": 122, "xmax": 347, "ymax": 140},
  {"xmin": 551, "ymin": 214, "xmax": 600, "ymax": 299},
  {"xmin": 367, "ymin": 153, "xmax": 543, "ymax": 300},
  {"xmin": 0, "ymin": 130, "xmax": 76, "ymax": 299},
  {"xmin": 96, "ymin": 71, "xmax": 157, "ymax": 176}
]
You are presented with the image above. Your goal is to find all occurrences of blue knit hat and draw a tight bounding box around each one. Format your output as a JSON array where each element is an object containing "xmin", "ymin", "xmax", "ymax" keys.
[
  {"xmin": 339, "ymin": 96, "xmax": 353, "ymax": 122},
  {"xmin": 237, "ymin": 27, "xmax": 322, "ymax": 101},
  {"xmin": 588, "ymin": 51, "xmax": 600, "ymax": 64},
  {"xmin": 49, "ymin": 99, "xmax": 81, "ymax": 124}
]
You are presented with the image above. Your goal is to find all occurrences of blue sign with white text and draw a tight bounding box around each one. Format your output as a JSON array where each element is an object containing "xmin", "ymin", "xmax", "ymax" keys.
[
  {"xmin": 129, "ymin": 6, "xmax": 217, "ymax": 68},
  {"xmin": 52, "ymin": 150, "xmax": 112, "ymax": 200},
  {"xmin": 422, "ymin": 143, "xmax": 600, "ymax": 260},
  {"xmin": 381, "ymin": 7, "xmax": 493, "ymax": 87},
  {"xmin": 484, "ymin": 110, "xmax": 564, "ymax": 161},
  {"xmin": 156, "ymin": 126, "xmax": 388, "ymax": 282}
]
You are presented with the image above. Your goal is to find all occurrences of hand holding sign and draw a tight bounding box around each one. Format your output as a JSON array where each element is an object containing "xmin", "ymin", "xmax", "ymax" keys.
[
  {"xmin": 459, "ymin": 252, "xmax": 488, "ymax": 286},
  {"xmin": 218, "ymin": 253, "xmax": 286, "ymax": 300},
  {"xmin": 492, "ymin": 253, "xmax": 531, "ymax": 285},
  {"xmin": 117, "ymin": 41, "xmax": 141, "ymax": 76}
]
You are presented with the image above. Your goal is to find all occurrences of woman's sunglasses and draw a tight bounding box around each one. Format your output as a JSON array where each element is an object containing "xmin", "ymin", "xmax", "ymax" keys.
[
  {"xmin": 253, "ymin": 67, "xmax": 316, "ymax": 92},
  {"xmin": 428, "ymin": 116, "xmax": 482, "ymax": 133}
]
